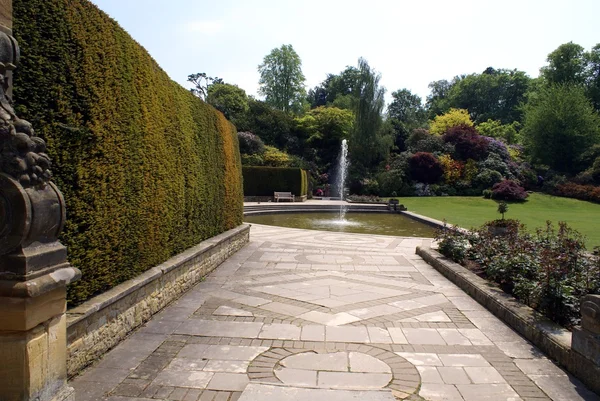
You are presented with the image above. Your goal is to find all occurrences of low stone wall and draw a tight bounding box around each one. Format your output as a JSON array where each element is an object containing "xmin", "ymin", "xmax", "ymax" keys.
[
  {"xmin": 416, "ymin": 246, "xmax": 600, "ymax": 395},
  {"xmin": 65, "ymin": 224, "xmax": 250, "ymax": 377}
]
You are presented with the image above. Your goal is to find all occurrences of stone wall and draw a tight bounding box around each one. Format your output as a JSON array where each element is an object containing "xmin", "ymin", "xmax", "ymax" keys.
[{"xmin": 65, "ymin": 224, "xmax": 250, "ymax": 377}]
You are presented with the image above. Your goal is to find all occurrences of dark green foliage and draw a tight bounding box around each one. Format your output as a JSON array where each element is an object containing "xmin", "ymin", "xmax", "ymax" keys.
[
  {"xmin": 522, "ymin": 84, "xmax": 600, "ymax": 173},
  {"xmin": 237, "ymin": 131, "xmax": 265, "ymax": 155},
  {"xmin": 13, "ymin": 0, "xmax": 243, "ymax": 305},
  {"xmin": 436, "ymin": 222, "xmax": 600, "ymax": 327},
  {"xmin": 243, "ymin": 167, "xmax": 307, "ymax": 197}
]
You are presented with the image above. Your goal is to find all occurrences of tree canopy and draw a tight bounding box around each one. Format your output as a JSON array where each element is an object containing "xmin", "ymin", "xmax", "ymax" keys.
[
  {"xmin": 258, "ymin": 44, "xmax": 306, "ymax": 114},
  {"xmin": 522, "ymin": 83, "xmax": 600, "ymax": 173}
]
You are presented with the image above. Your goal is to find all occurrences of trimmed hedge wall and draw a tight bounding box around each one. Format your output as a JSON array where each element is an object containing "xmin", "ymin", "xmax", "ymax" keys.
[
  {"xmin": 13, "ymin": 0, "xmax": 243, "ymax": 305},
  {"xmin": 243, "ymin": 167, "xmax": 308, "ymax": 197}
]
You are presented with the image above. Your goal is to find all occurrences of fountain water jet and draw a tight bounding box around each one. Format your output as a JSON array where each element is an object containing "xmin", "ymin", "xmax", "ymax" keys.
[{"xmin": 337, "ymin": 139, "xmax": 349, "ymax": 220}]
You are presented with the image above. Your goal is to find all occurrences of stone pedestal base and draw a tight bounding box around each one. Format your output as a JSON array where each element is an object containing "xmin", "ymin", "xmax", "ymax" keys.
[
  {"xmin": 51, "ymin": 385, "xmax": 75, "ymax": 401},
  {"xmin": 572, "ymin": 326, "xmax": 600, "ymax": 366},
  {"xmin": 0, "ymin": 313, "xmax": 69, "ymax": 401}
]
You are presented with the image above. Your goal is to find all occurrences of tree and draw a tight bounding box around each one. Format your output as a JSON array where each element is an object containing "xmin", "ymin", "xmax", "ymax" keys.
[
  {"xmin": 522, "ymin": 84, "xmax": 600, "ymax": 173},
  {"xmin": 258, "ymin": 44, "xmax": 306, "ymax": 113},
  {"xmin": 430, "ymin": 108, "xmax": 473, "ymax": 135},
  {"xmin": 349, "ymin": 58, "xmax": 392, "ymax": 170},
  {"xmin": 187, "ymin": 72, "xmax": 222, "ymax": 100},
  {"xmin": 387, "ymin": 89, "xmax": 427, "ymax": 151},
  {"xmin": 307, "ymin": 66, "xmax": 361, "ymax": 110},
  {"xmin": 235, "ymin": 98, "xmax": 295, "ymax": 151},
  {"xmin": 206, "ymin": 83, "xmax": 249, "ymax": 122},
  {"xmin": 446, "ymin": 68, "xmax": 531, "ymax": 124},
  {"xmin": 426, "ymin": 79, "xmax": 452, "ymax": 118},
  {"xmin": 295, "ymin": 106, "xmax": 354, "ymax": 170},
  {"xmin": 541, "ymin": 42, "xmax": 587, "ymax": 85},
  {"xmin": 585, "ymin": 44, "xmax": 600, "ymax": 110}
]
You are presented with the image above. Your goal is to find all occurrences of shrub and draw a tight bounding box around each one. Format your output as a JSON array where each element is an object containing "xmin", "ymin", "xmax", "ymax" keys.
[
  {"xmin": 491, "ymin": 180, "xmax": 528, "ymax": 201},
  {"xmin": 406, "ymin": 128, "xmax": 453, "ymax": 154},
  {"xmin": 438, "ymin": 154, "xmax": 463, "ymax": 184},
  {"xmin": 409, "ymin": 152, "xmax": 443, "ymax": 183},
  {"xmin": 436, "ymin": 220, "xmax": 600, "ymax": 326},
  {"xmin": 242, "ymin": 167, "xmax": 307, "ymax": 197},
  {"xmin": 443, "ymin": 125, "xmax": 489, "ymax": 161},
  {"xmin": 13, "ymin": 0, "xmax": 243, "ymax": 305},
  {"xmin": 262, "ymin": 146, "xmax": 291, "ymax": 167},
  {"xmin": 593, "ymin": 157, "xmax": 600, "ymax": 182},
  {"xmin": 347, "ymin": 194, "xmax": 382, "ymax": 203},
  {"xmin": 553, "ymin": 182, "xmax": 600, "ymax": 203},
  {"xmin": 482, "ymin": 189, "xmax": 492, "ymax": 199},
  {"xmin": 473, "ymin": 168, "xmax": 502, "ymax": 189},
  {"xmin": 430, "ymin": 108, "xmax": 474, "ymax": 135},
  {"xmin": 237, "ymin": 131, "xmax": 265, "ymax": 155}
]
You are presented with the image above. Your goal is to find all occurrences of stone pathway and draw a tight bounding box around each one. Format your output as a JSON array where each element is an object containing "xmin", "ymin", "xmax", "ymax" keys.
[{"xmin": 71, "ymin": 224, "xmax": 600, "ymax": 401}]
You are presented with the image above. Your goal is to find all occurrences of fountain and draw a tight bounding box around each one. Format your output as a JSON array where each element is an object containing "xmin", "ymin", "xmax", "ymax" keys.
[{"xmin": 337, "ymin": 139, "xmax": 349, "ymax": 220}]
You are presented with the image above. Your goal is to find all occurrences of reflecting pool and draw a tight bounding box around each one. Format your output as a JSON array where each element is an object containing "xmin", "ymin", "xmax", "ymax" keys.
[{"xmin": 244, "ymin": 212, "xmax": 436, "ymax": 237}]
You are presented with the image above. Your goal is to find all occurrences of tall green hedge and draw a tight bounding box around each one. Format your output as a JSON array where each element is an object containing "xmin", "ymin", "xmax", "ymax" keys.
[
  {"xmin": 243, "ymin": 167, "xmax": 308, "ymax": 197},
  {"xmin": 13, "ymin": 0, "xmax": 243, "ymax": 305}
]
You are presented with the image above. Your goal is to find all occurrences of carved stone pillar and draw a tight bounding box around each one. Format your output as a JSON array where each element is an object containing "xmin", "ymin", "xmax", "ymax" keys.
[
  {"xmin": 572, "ymin": 295, "xmax": 600, "ymax": 366},
  {"xmin": 0, "ymin": 2, "xmax": 80, "ymax": 400}
]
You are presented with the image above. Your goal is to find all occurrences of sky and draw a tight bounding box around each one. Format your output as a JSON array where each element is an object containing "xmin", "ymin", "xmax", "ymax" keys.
[{"xmin": 89, "ymin": 0, "xmax": 600, "ymax": 105}]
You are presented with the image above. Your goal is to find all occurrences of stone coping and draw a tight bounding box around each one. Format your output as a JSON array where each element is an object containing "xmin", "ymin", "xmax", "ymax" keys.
[
  {"xmin": 416, "ymin": 245, "xmax": 600, "ymax": 395},
  {"xmin": 67, "ymin": 224, "xmax": 250, "ymax": 324}
]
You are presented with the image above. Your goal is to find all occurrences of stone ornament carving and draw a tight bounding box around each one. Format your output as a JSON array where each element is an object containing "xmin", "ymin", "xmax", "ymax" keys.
[
  {"xmin": 0, "ymin": 30, "xmax": 52, "ymax": 188},
  {"xmin": 581, "ymin": 295, "xmax": 600, "ymax": 335},
  {"xmin": 0, "ymin": 28, "xmax": 75, "ymax": 286}
]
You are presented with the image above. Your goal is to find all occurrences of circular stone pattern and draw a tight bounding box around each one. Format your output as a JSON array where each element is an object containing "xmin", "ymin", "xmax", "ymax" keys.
[
  {"xmin": 275, "ymin": 351, "xmax": 392, "ymax": 390},
  {"xmin": 248, "ymin": 346, "xmax": 421, "ymax": 399}
]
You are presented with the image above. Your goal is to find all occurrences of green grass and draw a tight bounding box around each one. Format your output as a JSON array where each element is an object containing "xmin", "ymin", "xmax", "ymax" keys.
[{"xmin": 393, "ymin": 193, "xmax": 600, "ymax": 249}]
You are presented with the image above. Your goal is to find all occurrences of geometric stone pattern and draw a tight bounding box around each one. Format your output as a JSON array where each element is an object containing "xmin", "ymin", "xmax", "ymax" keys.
[{"xmin": 69, "ymin": 224, "xmax": 600, "ymax": 401}]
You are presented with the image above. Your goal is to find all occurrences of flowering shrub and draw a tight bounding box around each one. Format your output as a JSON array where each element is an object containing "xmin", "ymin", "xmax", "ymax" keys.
[
  {"xmin": 492, "ymin": 180, "xmax": 528, "ymax": 201},
  {"xmin": 443, "ymin": 125, "xmax": 489, "ymax": 161},
  {"xmin": 409, "ymin": 152, "xmax": 443, "ymax": 183},
  {"xmin": 435, "ymin": 221, "xmax": 600, "ymax": 327},
  {"xmin": 237, "ymin": 131, "xmax": 265, "ymax": 155},
  {"xmin": 483, "ymin": 136, "xmax": 511, "ymax": 161},
  {"xmin": 438, "ymin": 154, "xmax": 464, "ymax": 184},
  {"xmin": 553, "ymin": 182, "xmax": 600, "ymax": 203},
  {"xmin": 414, "ymin": 183, "xmax": 435, "ymax": 196}
]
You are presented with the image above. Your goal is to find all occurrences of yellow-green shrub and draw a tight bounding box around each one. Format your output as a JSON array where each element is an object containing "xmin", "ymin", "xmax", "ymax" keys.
[{"xmin": 13, "ymin": 0, "xmax": 243, "ymax": 305}]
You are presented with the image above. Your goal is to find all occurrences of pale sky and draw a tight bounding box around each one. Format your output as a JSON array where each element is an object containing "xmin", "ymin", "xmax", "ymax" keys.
[{"xmin": 90, "ymin": 0, "xmax": 599, "ymax": 105}]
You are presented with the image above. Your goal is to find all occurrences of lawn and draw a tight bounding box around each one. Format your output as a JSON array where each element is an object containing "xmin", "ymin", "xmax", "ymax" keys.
[{"xmin": 394, "ymin": 193, "xmax": 600, "ymax": 249}]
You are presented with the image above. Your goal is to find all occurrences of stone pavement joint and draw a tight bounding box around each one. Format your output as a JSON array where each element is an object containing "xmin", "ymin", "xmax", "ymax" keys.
[{"xmin": 71, "ymin": 224, "xmax": 599, "ymax": 401}]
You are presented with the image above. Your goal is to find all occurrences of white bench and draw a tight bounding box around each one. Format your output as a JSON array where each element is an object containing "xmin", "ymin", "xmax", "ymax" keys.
[{"xmin": 274, "ymin": 192, "xmax": 294, "ymax": 202}]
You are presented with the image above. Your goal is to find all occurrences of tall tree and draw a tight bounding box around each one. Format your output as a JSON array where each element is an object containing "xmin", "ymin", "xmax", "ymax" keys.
[
  {"xmin": 307, "ymin": 67, "xmax": 361, "ymax": 110},
  {"xmin": 522, "ymin": 84, "xmax": 600, "ymax": 173},
  {"xmin": 447, "ymin": 68, "xmax": 530, "ymax": 124},
  {"xmin": 258, "ymin": 44, "xmax": 306, "ymax": 114},
  {"xmin": 426, "ymin": 79, "xmax": 453, "ymax": 118},
  {"xmin": 541, "ymin": 42, "xmax": 587, "ymax": 85},
  {"xmin": 387, "ymin": 89, "xmax": 426, "ymax": 151},
  {"xmin": 349, "ymin": 58, "xmax": 392, "ymax": 170}
]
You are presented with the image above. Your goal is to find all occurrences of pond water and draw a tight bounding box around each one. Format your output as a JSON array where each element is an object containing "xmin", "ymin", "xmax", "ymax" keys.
[{"xmin": 244, "ymin": 212, "xmax": 436, "ymax": 238}]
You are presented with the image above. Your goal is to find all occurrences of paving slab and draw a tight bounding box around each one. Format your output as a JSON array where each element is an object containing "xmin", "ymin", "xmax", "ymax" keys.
[
  {"xmin": 237, "ymin": 383, "xmax": 397, "ymax": 401},
  {"xmin": 70, "ymin": 223, "xmax": 598, "ymax": 401}
]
